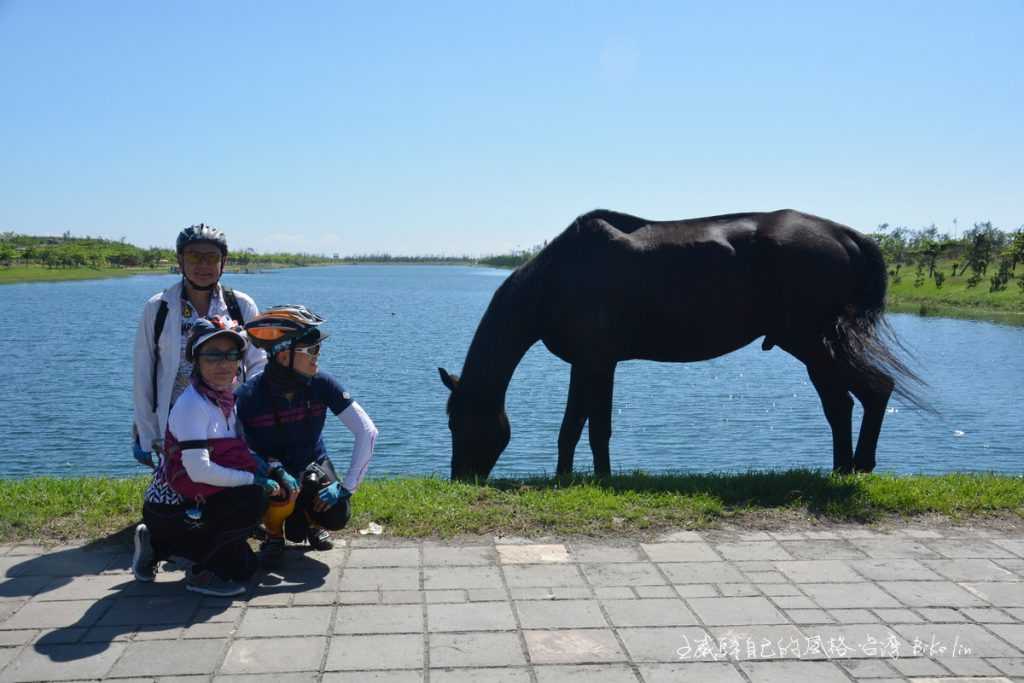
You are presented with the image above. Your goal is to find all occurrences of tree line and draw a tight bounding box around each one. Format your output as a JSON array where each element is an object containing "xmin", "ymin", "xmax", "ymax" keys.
[{"xmin": 871, "ymin": 222, "xmax": 1024, "ymax": 293}]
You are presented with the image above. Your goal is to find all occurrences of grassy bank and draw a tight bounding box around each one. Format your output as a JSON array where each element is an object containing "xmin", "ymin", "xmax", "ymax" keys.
[
  {"xmin": 886, "ymin": 259, "xmax": 1024, "ymax": 324},
  {"xmin": 0, "ymin": 265, "xmax": 168, "ymax": 285},
  {"xmin": 1, "ymin": 471, "xmax": 1021, "ymax": 545}
]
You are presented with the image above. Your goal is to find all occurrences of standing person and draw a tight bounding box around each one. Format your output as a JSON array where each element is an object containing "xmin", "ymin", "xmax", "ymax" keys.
[
  {"xmin": 132, "ymin": 317, "xmax": 281, "ymax": 596},
  {"xmin": 132, "ymin": 224, "xmax": 265, "ymax": 467},
  {"xmin": 236, "ymin": 305, "xmax": 378, "ymax": 566}
]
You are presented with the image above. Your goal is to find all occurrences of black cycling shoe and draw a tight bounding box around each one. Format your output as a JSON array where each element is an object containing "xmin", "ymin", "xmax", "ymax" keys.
[{"xmin": 307, "ymin": 527, "xmax": 333, "ymax": 551}]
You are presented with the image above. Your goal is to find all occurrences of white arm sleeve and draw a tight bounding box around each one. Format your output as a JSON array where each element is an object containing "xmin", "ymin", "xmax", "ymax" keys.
[
  {"xmin": 181, "ymin": 448, "xmax": 257, "ymax": 488},
  {"xmin": 337, "ymin": 401, "xmax": 377, "ymax": 493}
]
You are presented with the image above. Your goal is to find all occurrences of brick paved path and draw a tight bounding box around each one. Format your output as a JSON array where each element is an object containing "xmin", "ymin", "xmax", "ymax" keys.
[{"xmin": 1, "ymin": 524, "xmax": 1022, "ymax": 682}]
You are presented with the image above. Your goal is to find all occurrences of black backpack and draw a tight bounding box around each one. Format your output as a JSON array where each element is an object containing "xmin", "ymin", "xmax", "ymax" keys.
[{"xmin": 150, "ymin": 287, "xmax": 244, "ymax": 413}]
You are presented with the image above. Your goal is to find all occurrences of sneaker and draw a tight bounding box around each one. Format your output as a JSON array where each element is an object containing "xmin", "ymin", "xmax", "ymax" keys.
[
  {"xmin": 260, "ymin": 536, "xmax": 285, "ymax": 568},
  {"xmin": 131, "ymin": 523, "xmax": 156, "ymax": 582},
  {"xmin": 307, "ymin": 527, "xmax": 333, "ymax": 551},
  {"xmin": 185, "ymin": 567, "xmax": 246, "ymax": 597}
]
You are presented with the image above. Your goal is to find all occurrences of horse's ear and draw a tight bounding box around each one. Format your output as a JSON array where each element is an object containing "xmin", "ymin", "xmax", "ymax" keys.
[{"xmin": 438, "ymin": 367, "xmax": 458, "ymax": 392}]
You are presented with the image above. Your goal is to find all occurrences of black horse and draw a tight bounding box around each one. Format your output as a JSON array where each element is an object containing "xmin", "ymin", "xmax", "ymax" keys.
[{"xmin": 439, "ymin": 209, "xmax": 925, "ymax": 481}]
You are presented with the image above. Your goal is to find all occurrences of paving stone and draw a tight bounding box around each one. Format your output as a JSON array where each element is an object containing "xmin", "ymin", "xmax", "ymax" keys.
[
  {"xmin": 466, "ymin": 588, "xmax": 507, "ymax": 601},
  {"xmin": 827, "ymin": 609, "xmax": 878, "ymax": 623},
  {"xmin": 237, "ymin": 605, "xmax": 333, "ymax": 637},
  {"xmin": 2, "ymin": 599, "xmax": 107, "ymax": 630},
  {"xmin": 989, "ymin": 657, "xmax": 1024, "ymax": 675},
  {"xmin": 962, "ymin": 607, "xmax": 1015, "ymax": 623},
  {"xmin": 848, "ymin": 558, "xmax": 944, "ymax": 581},
  {"xmin": 97, "ymin": 595, "xmax": 202, "ymax": 627},
  {"xmin": 580, "ymin": 563, "xmax": 665, "ymax": 587},
  {"xmin": 889, "ymin": 656, "xmax": 949, "ymax": 675},
  {"xmin": 524, "ymin": 628, "xmax": 626, "ymax": 664},
  {"xmin": 874, "ymin": 608, "xmax": 925, "ymax": 622},
  {"xmin": 195, "ymin": 606, "xmax": 243, "ymax": 623},
  {"xmin": 734, "ymin": 561, "xmax": 777, "ymax": 572},
  {"xmin": 132, "ymin": 625, "xmax": 182, "ymax": 640},
  {"xmin": 382, "ymin": 590, "xmax": 424, "ymax": 604},
  {"xmin": 880, "ymin": 581, "xmax": 987, "ymax": 608},
  {"xmin": 771, "ymin": 596, "xmax": 817, "ymax": 610},
  {"xmin": 986, "ymin": 623, "xmax": 1024, "ymax": 651},
  {"xmin": 0, "ymin": 577, "xmax": 54, "ymax": 599},
  {"xmin": 340, "ymin": 567, "xmax": 419, "ymax": 591},
  {"xmin": 30, "ymin": 575, "xmax": 131, "ymax": 602},
  {"xmin": 246, "ymin": 592, "xmax": 292, "ymax": 607},
  {"xmin": 424, "ymin": 590, "xmax": 465, "ymax": 603},
  {"xmin": 602, "ymin": 598, "xmax": 698, "ymax": 628},
  {"xmin": 641, "ymin": 543, "xmax": 720, "ymax": 562},
  {"xmin": 0, "ymin": 630, "xmax": 34, "ymax": 646},
  {"xmin": 594, "ymin": 586, "xmax": 634, "ymax": 599},
  {"xmin": 635, "ymin": 586, "xmax": 675, "ymax": 598},
  {"xmin": 918, "ymin": 608, "xmax": 969, "ymax": 622},
  {"xmin": 510, "ymin": 586, "xmax": 591, "ymax": 600},
  {"xmin": 927, "ymin": 540, "xmax": 1018, "ymax": 559},
  {"xmin": 839, "ymin": 657, "xmax": 898, "ymax": 677},
  {"xmin": 515, "ymin": 599, "xmax": 607, "ymax": 628},
  {"xmin": 659, "ymin": 562, "xmax": 745, "ymax": 584},
  {"xmin": 798, "ymin": 623, "xmax": 912, "ymax": 658},
  {"xmin": 421, "ymin": 546, "xmax": 494, "ymax": 566},
  {"xmin": 496, "ymin": 544, "xmax": 569, "ymax": 564},
  {"xmin": 937, "ymin": 656, "xmax": 1005, "ymax": 676},
  {"xmin": 736, "ymin": 659, "xmax": 870, "ymax": 682},
  {"xmin": 431, "ymin": 667, "xmax": 531, "ymax": 682},
  {"xmin": 427, "ymin": 601, "xmax": 515, "ymax": 631},
  {"xmin": 803, "ymin": 531, "xmax": 840, "ymax": 540},
  {"xmin": 222, "ymin": 636, "xmax": 327, "ymax": 674},
  {"xmin": 899, "ymin": 529, "xmax": 943, "ymax": 539},
  {"xmin": 673, "ymin": 584, "xmax": 718, "ymax": 598},
  {"xmin": 79, "ymin": 624, "xmax": 133, "ymax": 642},
  {"xmin": 110, "ymin": 638, "xmax": 226, "ymax": 677},
  {"xmin": 785, "ymin": 609, "xmax": 833, "ymax": 624},
  {"xmin": 502, "ymin": 564, "xmax": 584, "ymax": 588},
  {"xmin": 686, "ymin": 597, "xmax": 788, "ymax": 626},
  {"xmin": 423, "ymin": 566, "xmax": 502, "ymax": 590},
  {"xmin": 429, "ymin": 631, "xmax": 525, "ymax": 668},
  {"xmin": 652, "ymin": 531, "xmax": 704, "ymax": 542},
  {"xmin": 850, "ymin": 538, "xmax": 940, "ymax": 559},
  {"xmin": 571, "ymin": 545, "xmax": 645, "ymax": 564},
  {"xmin": 322, "ymin": 672, "xmax": 423, "ymax": 682},
  {"xmin": 773, "ymin": 560, "xmax": 863, "ymax": 584},
  {"xmin": 182, "ymin": 621, "xmax": 237, "ymax": 638},
  {"xmin": 715, "ymin": 542, "xmax": 792, "ymax": 562},
  {"xmin": 922, "ymin": 559, "xmax": 1019, "ymax": 581},
  {"xmin": 30, "ymin": 627, "xmax": 86, "ymax": 644},
  {"xmin": 338, "ymin": 591, "xmax": 379, "ymax": 604},
  {"xmin": 533, "ymin": 663, "xmax": 638, "ymax": 682},
  {"xmin": 4, "ymin": 549, "xmax": 114, "ymax": 577},
  {"xmin": 327, "ymin": 633, "xmax": 423, "ymax": 670},
  {"xmin": 799, "ymin": 583, "xmax": 901, "ymax": 608},
  {"xmin": 991, "ymin": 538, "xmax": 1024, "ymax": 557},
  {"xmin": 892, "ymin": 623, "xmax": 1021, "ymax": 657},
  {"xmin": 618, "ymin": 626, "xmax": 716, "ymax": 662},
  {"xmin": 907, "ymin": 678, "xmax": 1013, "ymax": 683},
  {"xmin": 638, "ymin": 662, "xmax": 746, "ymax": 682},
  {"xmin": 716, "ymin": 583, "xmax": 759, "ymax": 597},
  {"xmin": 346, "ymin": 548, "xmax": 421, "ymax": 567},
  {"xmin": 1, "ymin": 642, "xmax": 126, "ymax": 682},
  {"xmin": 743, "ymin": 571, "xmax": 787, "ymax": 583},
  {"xmin": 779, "ymin": 541, "xmax": 866, "ymax": 560},
  {"xmin": 292, "ymin": 591, "xmax": 335, "ymax": 606},
  {"xmin": 0, "ymin": 598, "xmax": 28, "ymax": 622},
  {"xmin": 214, "ymin": 674, "xmax": 319, "ymax": 683},
  {"xmin": 960, "ymin": 582, "xmax": 1024, "ymax": 607},
  {"xmin": 757, "ymin": 583, "xmax": 802, "ymax": 597},
  {"xmin": 335, "ymin": 604, "xmax": 422, "ymax": 634}
]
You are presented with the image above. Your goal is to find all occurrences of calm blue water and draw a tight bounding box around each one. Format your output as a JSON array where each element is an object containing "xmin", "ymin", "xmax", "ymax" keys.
[{"xmin": 0, "ymin": 265, "xmax": 1021, "ymax": 479}]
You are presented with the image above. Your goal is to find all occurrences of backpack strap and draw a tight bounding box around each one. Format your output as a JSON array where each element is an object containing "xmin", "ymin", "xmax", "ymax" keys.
[
  {"xmin": 151, "ymin": 299, "xmax": 169, "ymax": 413},
  {"xmin": 222, "ymin": 286, "xmax": 244, "ymax": 324}
]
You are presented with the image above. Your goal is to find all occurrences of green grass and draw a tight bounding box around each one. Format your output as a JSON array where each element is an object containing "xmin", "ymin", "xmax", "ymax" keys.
[
  {"xmin": 887, "ymin": 259, "xmax": 1024, "ymax": 319},
  {"xmin": 1, "ymin": 471, "xmax": 1021, "ymax": 545},
  {"xmin": 0, "ymin": 265, "xmax": 168, "ymax": 285}
]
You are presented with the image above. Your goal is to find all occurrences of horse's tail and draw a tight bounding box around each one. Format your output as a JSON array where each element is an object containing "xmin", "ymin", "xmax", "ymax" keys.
[{"xmin": 830, "ymin": 230, "xmax": 934, "ymax": 413}]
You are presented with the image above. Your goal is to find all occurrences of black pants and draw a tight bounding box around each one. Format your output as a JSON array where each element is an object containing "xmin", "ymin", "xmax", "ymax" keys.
[
  {"xmin": 283, "ymin": 457, "xmax": 351, "ymax": 543},
  {"xmin": 143, "ymin": 485, "xmax": 265, "ymax": 581}
]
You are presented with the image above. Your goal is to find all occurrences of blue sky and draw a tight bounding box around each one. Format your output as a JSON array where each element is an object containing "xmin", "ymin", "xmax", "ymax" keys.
[{"xmin": 1, "ymin": 1, "xmax": 1020, "ymax": 255}]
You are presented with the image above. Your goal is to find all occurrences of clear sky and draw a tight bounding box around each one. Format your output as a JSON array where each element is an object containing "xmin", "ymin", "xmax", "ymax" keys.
[{"xmin": 1, "ymin": 1, "xmax": 1021, "ymax": 255}]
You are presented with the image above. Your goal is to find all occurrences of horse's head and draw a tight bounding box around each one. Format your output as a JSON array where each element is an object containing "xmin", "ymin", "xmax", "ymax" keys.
[{"xmin": 439, "ymin": 367, "xmax": 510, "ymax": 481}]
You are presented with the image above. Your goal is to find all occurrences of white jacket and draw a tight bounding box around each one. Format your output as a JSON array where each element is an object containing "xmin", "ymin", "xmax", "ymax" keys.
[{"xmin": 133, "ymin": 280, "xmax": 266, "ymax": 451}]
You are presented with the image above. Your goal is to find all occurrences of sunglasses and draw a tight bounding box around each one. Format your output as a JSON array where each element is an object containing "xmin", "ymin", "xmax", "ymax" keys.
[
  {"xmin": 196, "ymin": 349, "xmax": 244, "ymax": 363},
  {"xmin": 183, "ymin": 251, "xmax": 222, "ymax": 266},
  {"xmin": 293, "ymin": 343, "xmax": 322, "ymax": 358}
]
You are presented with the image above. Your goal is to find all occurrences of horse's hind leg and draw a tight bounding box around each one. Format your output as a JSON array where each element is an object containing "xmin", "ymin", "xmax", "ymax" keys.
[
  {"xmin": 807, "ymin": 365, "xmax": 855, "ymax": 473},
  {"xmin": 849, "ymin": 374, "xmax": 894, "ymax": 473},
  {"xmin": 557, "ymin": 365, "xmax": 587, "ymax": 476},
  {"xmin": 586, "ymin": 364, "xmax": 616, "ymax": 478}
]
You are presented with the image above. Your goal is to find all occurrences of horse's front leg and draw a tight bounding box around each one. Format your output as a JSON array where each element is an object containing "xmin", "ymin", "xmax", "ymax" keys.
[
  {"xmin": 557, "ymin": 365, "xmax": 588, "ymax": 476},
  {"xmin": 586, "ymin": 364, "xmax": 616, "ymax": 478}
]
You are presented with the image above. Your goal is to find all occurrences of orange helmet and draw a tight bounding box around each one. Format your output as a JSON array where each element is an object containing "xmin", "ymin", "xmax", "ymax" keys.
[{"xmin": 244, "ymin": 305, "xmax": 326, "ymax": 355}]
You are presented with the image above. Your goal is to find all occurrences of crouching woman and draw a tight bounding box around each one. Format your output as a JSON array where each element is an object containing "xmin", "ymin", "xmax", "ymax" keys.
[{"xmin": 132, "ymin": 317, "xmax": 280, "ymax": 597}]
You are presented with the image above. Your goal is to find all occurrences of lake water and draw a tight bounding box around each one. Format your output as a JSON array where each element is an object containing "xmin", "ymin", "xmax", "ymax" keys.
[{"xmin": 0, "ymin": 265, "xmax": 1021, "ymax": 479}]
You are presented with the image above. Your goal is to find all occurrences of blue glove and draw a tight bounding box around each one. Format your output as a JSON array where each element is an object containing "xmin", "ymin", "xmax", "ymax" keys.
[
  {"xmin": 317, "ymin": 481, "xmax": 352, "ymax": 507},
  {"xmin": 253, "ymin": 474, "xmax": 281, "ymax": 497},
  {"xmin": 132, "ymin": 440, "xmax": 156, "ymax": 469},
  {"xmin": 269, "ymin": 462, "xmax": 299, "ymax": 496},
  {"xmin": 250, "ymin": 453, "xmax": 271, "ymax": 477}
]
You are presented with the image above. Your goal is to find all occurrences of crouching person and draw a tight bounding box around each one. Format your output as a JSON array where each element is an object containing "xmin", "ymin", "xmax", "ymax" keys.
[
  {"xmin": 237, "ymin": 305, "xmax": 378, "ymax": 566},
  {"xmin": 132, "ymin": 317, "xmax": 282, "ymax": 596}
]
